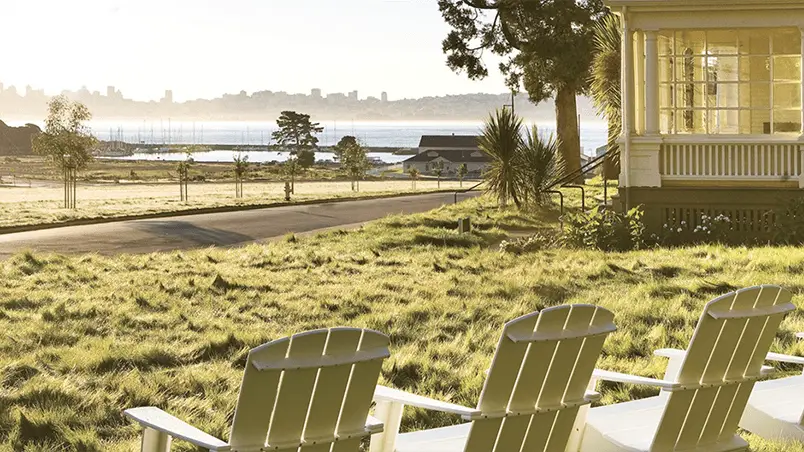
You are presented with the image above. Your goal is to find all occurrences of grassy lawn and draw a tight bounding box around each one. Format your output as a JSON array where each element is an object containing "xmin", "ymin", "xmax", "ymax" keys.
[
  {"xmin": 1, "ymin": 188, "xmax": 804, "ymax": 451},
  {"xmin": 0, "ymin": 180, "xmax": 467, "ymax": 229}
]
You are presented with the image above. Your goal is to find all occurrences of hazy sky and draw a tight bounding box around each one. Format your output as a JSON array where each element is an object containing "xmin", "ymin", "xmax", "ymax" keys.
[{"xmin": 1, "ymin": 0, "xmax": 508, "ymax": 102}]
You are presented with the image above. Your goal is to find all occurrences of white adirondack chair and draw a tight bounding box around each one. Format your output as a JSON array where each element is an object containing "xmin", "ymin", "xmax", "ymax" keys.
[
  {"xmin": 740, "ymin": 332, "xmax": 804, "ymax": 441},
  {"xmin": 577, "ymin": 285, "xmax": 794, "ymax": 452},
  {"xmin": 369, "ymin": 304, "xmax": 617, "ymax": 452},
  {"xmin": 124, "ymin": 327, "xmax": 391, "ymax": 452}
]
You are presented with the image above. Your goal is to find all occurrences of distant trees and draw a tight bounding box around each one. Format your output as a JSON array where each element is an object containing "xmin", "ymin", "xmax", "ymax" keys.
[
  {"xmin": 233, "ymin": 153, "xmax": 249, "ymax": 198},
  {"xmin": 479, "ymin": 108, "xmax": 563, "ymax": 208},
  {"xmin": 408, "ymin": 167, "xmax": 420, "ymax": 190},
  {"xmin": 271, "ymin": 111, "xmax": 323, "ymax": 193},
  {"xmin": 333, "ymin": 136, "xmax": 370, "ymax": 191},
  {"xmin": 32, "ymin": 95, "xmax": 97, "ymax": 209},
  {"xmin": 432, "ymin": 160, "xmax": 444, "ymax": 188},
  {"xmin": 457, "ymin": 163, "xmax": 468, "ymax": 187}
]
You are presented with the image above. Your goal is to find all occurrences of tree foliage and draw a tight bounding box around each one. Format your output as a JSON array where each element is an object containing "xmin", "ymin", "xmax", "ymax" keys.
[
  {"xmin": 479, "ymin": 109, "xmax": 564, "ymax": 208},
  {"xmin": 590, "ymin": 13, "xmax": 622, "ymax": 179},
  {"xmin": 33, "ymin": 95, "xmax": 96, "ymax": 172},
  {"xmin": 334, "ymin": 136, "xmax": 370, "ymax": 191},
  {"xmin": 271, "ymin": 111, "xmax": 323, "ymax": 153},
  {"xmin": 272, "ymin": 111, "xmax": 323, "ymax": 192},
  {"xmin": 437, "ymin": 0, "xmax": 607, "ymax": 181},
  {"xmin": 479, "ymin": 108, "xmax": 524, "ymax": 207}
]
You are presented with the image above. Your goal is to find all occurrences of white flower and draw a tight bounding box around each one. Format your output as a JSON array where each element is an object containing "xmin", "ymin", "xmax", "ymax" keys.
[
  {"xmin": 681, "ymin": 221, "xmax": 687, "ymax": 225},
  {"xmin": 677, "ymin": 228, "xmax": 683, "ymax": 233}
]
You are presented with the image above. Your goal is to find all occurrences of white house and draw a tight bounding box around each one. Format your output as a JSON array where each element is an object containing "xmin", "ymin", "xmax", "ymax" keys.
[
  {"xmin": 403, "ymin": 149, "xmax": 490, "ymax": 175},
  {"xmin": 608, "ymin": 0, "xmax": 804, "ymax": 233}
]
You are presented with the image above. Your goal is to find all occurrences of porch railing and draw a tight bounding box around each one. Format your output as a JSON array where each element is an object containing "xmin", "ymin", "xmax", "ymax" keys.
[{"xmin": 659, "ymin": 142, "xmax": 802, "ymax": 181}]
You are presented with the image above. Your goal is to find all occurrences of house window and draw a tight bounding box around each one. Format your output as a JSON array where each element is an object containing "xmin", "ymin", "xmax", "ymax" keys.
[{"xmin": 659, "ymin": 28, "xmax": 801, "ymax": 134}]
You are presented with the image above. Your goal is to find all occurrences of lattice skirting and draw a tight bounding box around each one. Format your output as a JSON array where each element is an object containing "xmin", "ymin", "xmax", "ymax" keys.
[{"xmin": 619, "ymin": 187, "xmax": 804, "ymax": 238}]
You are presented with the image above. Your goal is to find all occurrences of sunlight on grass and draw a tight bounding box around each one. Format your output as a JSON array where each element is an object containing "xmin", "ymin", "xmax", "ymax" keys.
[{"xmin": 0, "ymin": 190, "xmax": 803, "ymax": 450}]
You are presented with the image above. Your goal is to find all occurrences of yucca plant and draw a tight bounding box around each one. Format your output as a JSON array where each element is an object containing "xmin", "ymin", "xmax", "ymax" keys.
[
  {"xmin": 590, "ymin": 13, "xmax": 622, "ymax": 180},
  {"xmin": 479, "ymin": 108, "xmax": 524, "ymax": 207},
  {"xmin": 518, "ymin": 126, "xmax": 565, "ymax": 206}
]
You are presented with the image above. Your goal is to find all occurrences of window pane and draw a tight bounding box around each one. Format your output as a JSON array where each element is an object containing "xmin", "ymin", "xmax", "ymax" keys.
[
  {"xmin": 676, "ymin": 84, "xmax": 706, "ymax": 108},
  {"xmin": 748, "ymin": 83, "xmax": 771, "ymax": 110},
  {"xmin": 659, "ymin": 57, "xmax": 673, "ymax": 83},
  {"xmin": 772, "ymin": 29, "xmax": 800, "ymax": 55},
  {"xmin": 708, "ymin": 56, "xmax": 739, "ymax": 81},
  {"xmin": 675, "ymin": 55, "xmax": 706, "ymax": 82},
  {"xmin": 739, "ymin": 29, "xmax": 770, "ymax": 55},
  {"xmin": 773, "ymin": 110, "xmax": 801, "ymax": 133},
  {"xmin": 676, "ymin": 30, "xmax": 706, "ymax": 55},
  {"xmin": 773, "ymin": 56, "xmax": 801, "ymax": 81},
  {"xmin": 660, "ymin": 84, "xmax": 674, "ymax": 109},
  {"xmin": 660, "ymin": 110, "xmax": 674, "ymax": 134},
  {"xmin": 739, "ymin": 110, "xmax": 754, "ymax": 134},
  {"xmin": 709, "ymin": 110, "xmax": 740, "ymax": 134},
  {"xmin": 675, "ymin": 109, "xmax": 707, "ymax": 133},
  {"xmin": 710, "ymin": 83, "xmax": 739, "ymax": 108},
  {"xmin": 659, "ymin": 31, "xmax": 674, "ymax": 56},
  {"xmin": 708, "ymin": 30, "xmax": 738, "ymax": 55},
  {"xmin": 773, "ymin": 83, "xmax": 801, "ymax": 109},
  {"xmin": 740, "ymin": 56, "xmax": 770, "ymax": 81}
]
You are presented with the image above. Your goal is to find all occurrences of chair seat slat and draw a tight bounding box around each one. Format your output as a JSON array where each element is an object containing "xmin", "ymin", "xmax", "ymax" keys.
[
  {"xmin": 506, "ymin": 322, "xmax": 616, "ymax": 343},
  {"xmin": 707, "ymin": 302, "xmax": 795, "ymax": 320},
  {"xmin": 252, "ymin": 347, "xmax": 390, "ymax": 371}
]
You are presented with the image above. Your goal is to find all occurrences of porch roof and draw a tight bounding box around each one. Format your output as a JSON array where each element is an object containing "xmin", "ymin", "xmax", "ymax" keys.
[{"xmin": 607, "ymin": 0, "xmax": 804, "ymax": 6}]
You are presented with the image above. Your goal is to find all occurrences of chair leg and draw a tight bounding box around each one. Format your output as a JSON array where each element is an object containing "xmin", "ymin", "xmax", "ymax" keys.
[
  {"xmin": 567, "ymin": 378, "xmax": 598, "ymax": 452},
  {"xmin": 370, "ymin": 401, "xmax": 405, "ymax": 452},
  {"xmin": 141, "ymin": 427, "xmax": 171, "ymax": 452}
]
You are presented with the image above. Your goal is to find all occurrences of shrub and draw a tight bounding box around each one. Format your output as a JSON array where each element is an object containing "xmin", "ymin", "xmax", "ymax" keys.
[
  {"xmin": 658, "ymin": 213, "xmax": 734, "ymax": 246},
  {"xmin": 773, "ymin": 198, "xmax": 804, "ymax": 245},
  {"xmin": 562, "ymin": 206, "xmax": 645, "ymax": 251}
]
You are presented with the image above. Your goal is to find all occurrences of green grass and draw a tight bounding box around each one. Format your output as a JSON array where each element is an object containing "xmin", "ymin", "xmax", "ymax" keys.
[{"xmin": 1, "ymin": 188, "xmax": 804, "ymax": 451}]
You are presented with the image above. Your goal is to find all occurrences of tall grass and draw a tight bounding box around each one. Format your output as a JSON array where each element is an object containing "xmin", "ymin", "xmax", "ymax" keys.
[{"xmin": 0, "ymin": 191, "xmax": 803, "ymax": 450}]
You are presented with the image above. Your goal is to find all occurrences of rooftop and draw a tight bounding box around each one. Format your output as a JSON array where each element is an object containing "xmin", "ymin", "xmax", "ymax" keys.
[{"xmin": 418, "ymin": 135, "xmax": 480, "ymax": 149}]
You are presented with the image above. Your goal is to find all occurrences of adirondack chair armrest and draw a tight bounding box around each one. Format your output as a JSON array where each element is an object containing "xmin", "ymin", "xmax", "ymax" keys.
[
  {"xmin": 124, "ymin": 407, "xmax": 230, "ymax": 451},
  {"xmin": 592, "ymin": 369, "xmax": 681, "ymax": 391},
  {"xmin": 766, "ymin": 352, "xmax": 804, "ymax": 365},
  {"xmin": 373, "ymin": 385, "xmax": 480, "ymax": 417}
]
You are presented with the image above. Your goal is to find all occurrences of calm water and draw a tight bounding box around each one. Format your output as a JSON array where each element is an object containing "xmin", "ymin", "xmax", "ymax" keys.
[
  {"xmin": 110, "ymin": 150, "xmax": 411, "ymax": 164},
  {"xmin": 8, "ymin": 119, "xmax": 608, "ymax": 162}
]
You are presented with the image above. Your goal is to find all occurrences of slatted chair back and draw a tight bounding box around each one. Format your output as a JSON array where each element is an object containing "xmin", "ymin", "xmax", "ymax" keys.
[
  {"xmin": 652, "ymin": 285, "xmax": 794, "ymax": 451},
  {"xmin": 463, "ymin": 304, "xmax": 616, "ymax": 452},
  {"xmin": 228, "ymin": 328, "xmax": 391, "ymax": 452}
]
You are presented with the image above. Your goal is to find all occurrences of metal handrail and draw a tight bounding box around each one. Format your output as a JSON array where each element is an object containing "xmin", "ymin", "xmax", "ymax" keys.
[
  {"xmin": 545, "ymin": 190, "xmax": 565, "ymax": 229},
  {"xmin": 453, "ymin": 181, "xmax": 484, "ymax": 204},
  {"xmin": 562, "ymin": 185, "xmax": 586, "ymax": 211}
]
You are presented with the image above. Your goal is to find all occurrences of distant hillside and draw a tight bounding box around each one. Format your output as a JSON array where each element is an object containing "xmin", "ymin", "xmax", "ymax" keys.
[
  {"xmin": 0, "ymin": 121, "xmax": 40, "ymax": 155},
  {"xmin": 0, "ymin": 89, "xmax": 602, "ymax": 123}
]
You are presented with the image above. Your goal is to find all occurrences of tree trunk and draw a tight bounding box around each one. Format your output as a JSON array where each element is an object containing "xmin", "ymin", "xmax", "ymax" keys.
[{"xmin": 555, "ymin": 86, "xmax": 582, "ymax": 184}]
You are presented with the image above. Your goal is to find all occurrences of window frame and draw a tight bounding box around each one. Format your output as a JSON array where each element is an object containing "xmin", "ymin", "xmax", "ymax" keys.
[{"xmin": 658, "ymin": 28, "xmax": 801, "ymax": 135}]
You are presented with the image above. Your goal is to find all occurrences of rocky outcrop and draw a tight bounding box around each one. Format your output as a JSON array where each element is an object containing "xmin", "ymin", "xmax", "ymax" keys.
[{"xmin": 0, "ymin": 120, "xmax": 41, "ymax": 155}]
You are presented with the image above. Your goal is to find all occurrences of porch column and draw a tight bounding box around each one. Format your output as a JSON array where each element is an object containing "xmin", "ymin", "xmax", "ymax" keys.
[
  {"xmin": 635, "ymin": 31, "xmax": 645, "ymax": 134},
  {"xmin": 623, "ymin": 27, "xmax": 636, "ymax": 136},
  {"xmin": 645, "ymin": 30, "xmax": 660, "ymax": 135}
]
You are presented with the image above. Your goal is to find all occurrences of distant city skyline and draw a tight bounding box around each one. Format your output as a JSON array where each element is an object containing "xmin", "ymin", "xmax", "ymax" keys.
[{"xmin": 0, "ymin": 0, "xmax": 509, "ymax": 102}]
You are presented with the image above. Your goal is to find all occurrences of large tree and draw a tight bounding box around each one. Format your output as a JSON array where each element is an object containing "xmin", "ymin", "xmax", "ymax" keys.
[
  {"xmin": 271, "ymin": 111, "xmax": 323, "ymax": 193},
  {"xmin": 32, "ymin": 95, "xmax": 97, "ymax": 208},
  {"xmin": 333, "ymin": 136, "xmax": 370, "ymax": 191},
  {"xmin": 438, "ymin": 0, "xmax": 607, "ymax": 182}
]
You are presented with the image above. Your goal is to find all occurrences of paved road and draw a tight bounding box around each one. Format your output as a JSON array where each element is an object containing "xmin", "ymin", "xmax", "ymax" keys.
[{"xmin": 0, "ymin": 192, "xmax": 479, "ymax": 257}]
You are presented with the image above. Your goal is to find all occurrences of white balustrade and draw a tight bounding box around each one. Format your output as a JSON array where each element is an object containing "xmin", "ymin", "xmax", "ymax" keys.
[{"xmin": 660, "ymin": 142, "xmax": 803, "ymax": 180}]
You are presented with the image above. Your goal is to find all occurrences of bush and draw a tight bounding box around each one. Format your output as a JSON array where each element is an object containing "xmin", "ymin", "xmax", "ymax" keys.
[
  {"xmin": 773, "ymin": 198, "xmax": 804, "ymax": 244},
  {"xmin": 562, "ymin": 206, "xmax": 645, "ymax": 251},
  {"xmin": 658, "ymin": 213, "xmax": 734, "ymax": 246}
]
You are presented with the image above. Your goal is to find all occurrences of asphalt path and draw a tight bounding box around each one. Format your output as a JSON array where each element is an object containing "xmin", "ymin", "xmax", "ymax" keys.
[{"xmin": 0, "ymin": 191, "xmax": 479, "ymax": 258}]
